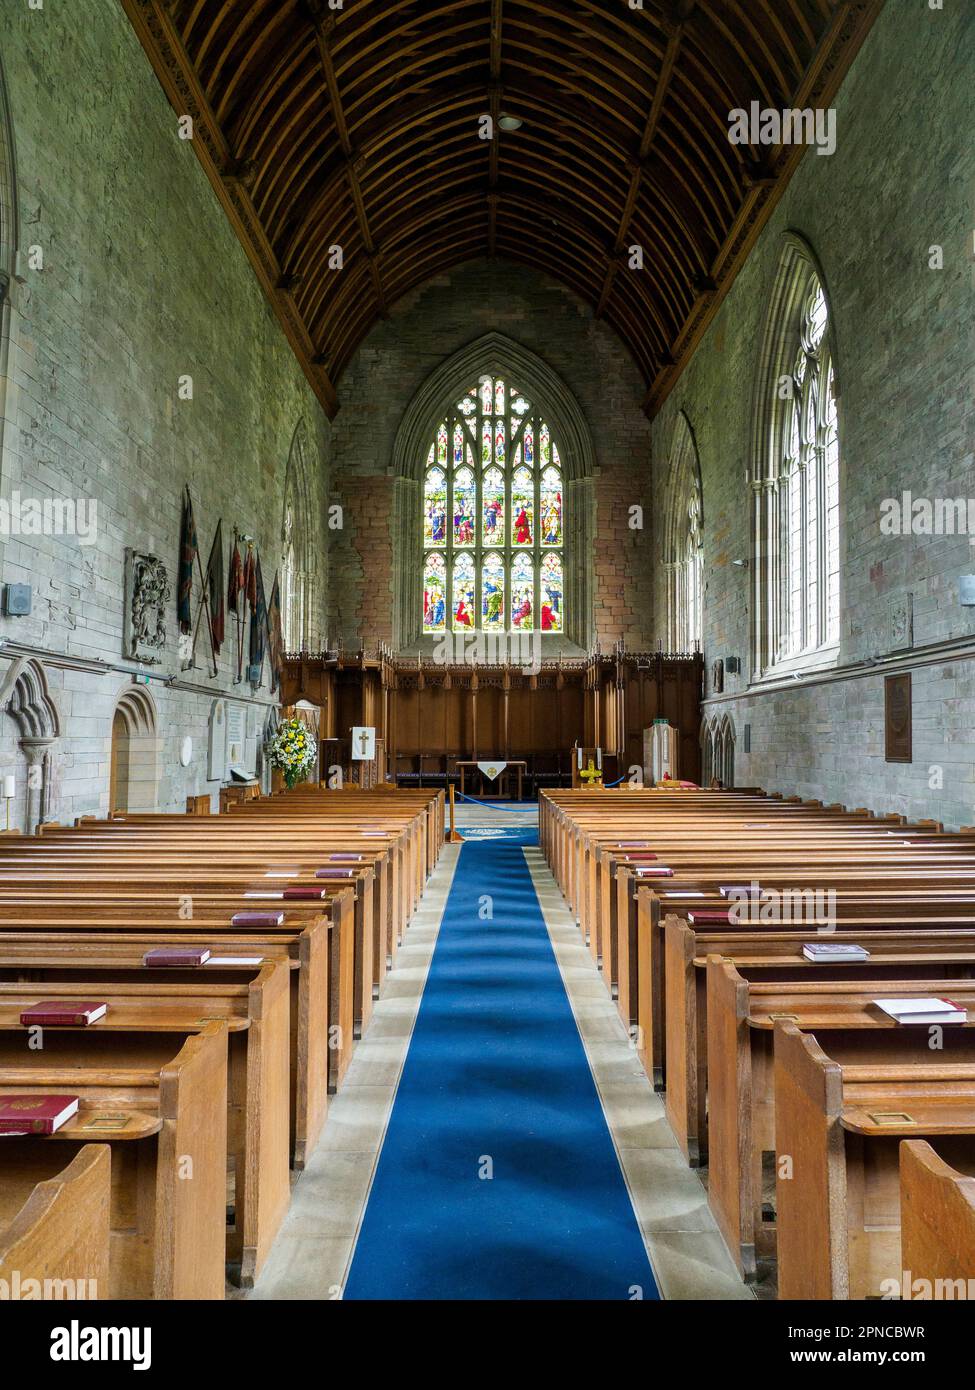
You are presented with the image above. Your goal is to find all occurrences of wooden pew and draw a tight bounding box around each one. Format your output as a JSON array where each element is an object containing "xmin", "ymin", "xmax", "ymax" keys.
[
  {"xmin": 774, "ymin": 1019, "xmax": 975, "ymax": 1299},
  {"xmin": 0, "ymin": 972, "xmax": 290, "ymax": 1287},
  {"xmin": 0, "ymin": 892, "xmax": 354, "ymax": 1097},
  {"xmin": 0, "ymin": 921, "xmax": 328, "ymax": 1169},
  {"xmin": 707, "ymin": 959, "xmax": 975, "ymax": 1280},
  {"xmin": 664, "ymin": 918, "xmax": 975, "ymax": 1165},
  {"xmin": 0, "ymin": 1144, "xmax": 110, "ymax": 1299},
  {"xmin": 900, "ymin": 1140, "xmax": 975, "ymax": 1293},
  {"xmin": 0, "ymin": 1022, "xmax": 228, "ymax": 1298}
]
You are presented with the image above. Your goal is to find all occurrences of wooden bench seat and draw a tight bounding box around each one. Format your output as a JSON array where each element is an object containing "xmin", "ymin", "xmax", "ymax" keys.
[
  {"xmin": 706, "ymin": 960, "xmax": 975, "ymax": 1282},
  {"xmin": 0, "ymin": 1144, "xmax": 110, "ymax": 1299},
  {"xmin": 900, "ymin": 1140, "xmax": 975, "ymax": 1292},
  {"xmin": 665, "ymin": 918, "xmax": 975, "ymax": 1164},
  {"xmin": 0, "ymin": 971, "xmax": 291, "ymax": 1288},
  {"xmin": 0, "ymin": 928, "xmax": 325, "ymax": 1168},
  {"xmin": 0, "ymin": 892, "xmax": 354, "ymax": 1096},
  {"xmin": 0, "ymin": 1022, "xmax": 228, "ymax": 1298},
  {"xmin": 774, "ymin": 1019, "xmax": 975, "ymax": 1299}
]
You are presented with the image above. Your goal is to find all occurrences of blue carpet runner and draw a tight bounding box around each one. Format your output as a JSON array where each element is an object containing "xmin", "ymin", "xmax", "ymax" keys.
[{"xmin": 344, "ymin": 830, "xmax": 660, "ymax": 1300}]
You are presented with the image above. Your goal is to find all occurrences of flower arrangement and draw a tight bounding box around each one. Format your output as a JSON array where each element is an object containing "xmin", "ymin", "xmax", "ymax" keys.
[{"xmin": 266, "ymin": 716, "xmax": 318, "ymax": 790}]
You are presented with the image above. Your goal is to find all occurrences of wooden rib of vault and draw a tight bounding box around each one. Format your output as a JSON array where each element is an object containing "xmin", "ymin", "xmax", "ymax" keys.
[{"xmin": 121, "ymin": 0, "xmax": 885, "ymax": 420}]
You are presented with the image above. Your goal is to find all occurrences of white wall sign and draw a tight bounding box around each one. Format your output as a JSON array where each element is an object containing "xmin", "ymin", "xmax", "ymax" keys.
[{"xmin": 207, "ymin": 700, "xmax": 227, "ymax": 782}]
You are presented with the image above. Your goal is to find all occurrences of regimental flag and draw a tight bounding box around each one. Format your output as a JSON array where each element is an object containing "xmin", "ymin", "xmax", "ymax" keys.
[
  {"xmin": 249, "ymin": 551, "xmax": 267, "ymax": 673},
  {"xmin": 267, "ymin": 570, "xmax": 284, "ymax": 693},
  {"xmin": 243, "ymin": 543, "xmax": 258, "ymax": 613},
  {"xmin": 206, "ymin": 519, "xmax": 225, "ymax": 653},
  {"xmin": 227, "ymin": 534, "xmax": 243, "ymax": 615},
  {"xmin": 178, "ymin": 488, "xmax": 198, "ymax": 634}
]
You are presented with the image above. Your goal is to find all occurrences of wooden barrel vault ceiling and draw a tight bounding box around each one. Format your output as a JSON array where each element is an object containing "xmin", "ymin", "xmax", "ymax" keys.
[{"xmin": 122, "ymin": 0, "xmax": 884, "ymax": 420}]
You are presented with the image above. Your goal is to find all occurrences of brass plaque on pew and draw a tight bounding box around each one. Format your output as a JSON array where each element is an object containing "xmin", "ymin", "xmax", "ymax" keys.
[
  {"xmin": 84, "ymin": 1114, "xmax": 132, "ymax": 1130},
  {"xmin": 768, "ymin": 1013, "xmax": 800, "ymax": 1022},
  {"xmin": 867, "ymin": 1111, "xmax": 915, "ymax": 1126}
]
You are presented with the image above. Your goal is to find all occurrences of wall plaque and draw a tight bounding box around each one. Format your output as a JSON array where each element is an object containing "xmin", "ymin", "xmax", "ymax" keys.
[
  {"xmin": 884, "ymin": 673, "xmax": 912, "ymax": 763},
  {"xmin": 124, "ymin": 549, "xmax": 169, "ymax": 665}
]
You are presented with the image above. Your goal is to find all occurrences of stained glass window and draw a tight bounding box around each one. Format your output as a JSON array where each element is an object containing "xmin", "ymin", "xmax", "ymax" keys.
[
  {"xmin": 511, "ymin": 553, "xmax": 533, "ymax": 629},
  {"xmin": 540, "ymin": 554, "xmax": 563, "ymax": 632},
  {"xmin": 423, "ymin": 553, "xmax": 446, "ymax": 632},
  {"xmin": 453, "ymin": 466, "xmax": 475, "ymax": 546},
  {"xmin": 452, "ymin": 553, "xmax": 475, "ymax": 630},
  {"xmin": 419, "ymin": 376, "xmax": 566, "ymax": 633}
]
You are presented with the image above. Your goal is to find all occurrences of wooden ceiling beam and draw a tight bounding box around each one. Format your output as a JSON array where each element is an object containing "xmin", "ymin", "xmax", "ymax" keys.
[
  {"xmin": 595, "ymin": 2, "xmax": 692, "ymax": 320},
  {"xmin": 305, "ymin": 0, "xmax": 389, "ymax": 319},
  {"xmin": 126, "ymin": 0, "xmax": 885, "ymax": 421}
]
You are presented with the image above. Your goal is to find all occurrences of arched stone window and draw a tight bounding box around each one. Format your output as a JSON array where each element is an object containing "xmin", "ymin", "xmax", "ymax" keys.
[
  {"xmin": 281, "ymin": 421, "xmax": 315, "ymax": 653},
  {"xmin": 664, "ymin": 411, "xmax": 703, "ymax": 654},
  {"xmin": 393, "ymin": 333, "xmax": 595, "ymax": 650},
  {"xmin": 421, "ymin": 375, "xmax": 565, "ymax": 637},
  {"xmin": 752, "ymin": 236, "xmax": 840, "ymax": 676}
]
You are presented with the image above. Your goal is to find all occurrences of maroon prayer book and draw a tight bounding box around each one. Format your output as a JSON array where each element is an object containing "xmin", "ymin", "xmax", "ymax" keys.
[
  {"xmin": 635, "ymin": 867, "xmax": 674, "ymax": 878},
  {"xmin": 329, "ymin": 854, "xmax": 361, "ymax": 862},
  {"xmin": 143, "ymin": 948, "xmax": 211, "ymax": 967},
  {"xmin": 0, "ymin": 1094, "xmax": 79, "ymax": 1135},
  {"xmin": 316, "ymin": 868, "xmax": 353, "ymax": 879},
  {"xmin": 282, "ymin": 887, "xmax": 326, "ymax": 901},
  {"xmin": 687, "ymin": 910, "xmax": 731, "ymax": 926},
  {"xmin": 624, "ymin": 851, "xmax": 658, "ymax": 861},
  {"xmin": 231, "ymin": 911, "xmax": 285, "ymax": 927},
  {"xmin": 19, "ymin": 1001, "xmax": 107, "ymax": 1027}
]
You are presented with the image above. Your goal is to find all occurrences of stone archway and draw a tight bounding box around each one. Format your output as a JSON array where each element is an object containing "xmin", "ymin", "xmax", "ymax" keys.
[
  {"xmin": 4, "ymin": 659, "xmax": 60, "ymax": 832},
  {"xmin": 109, "ymin": 686, "xmax": 159, "ymax": 814}
]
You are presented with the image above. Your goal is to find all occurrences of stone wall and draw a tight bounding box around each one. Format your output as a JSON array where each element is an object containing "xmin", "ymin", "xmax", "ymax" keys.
[
  {"xmin": 0, "ymin": 4, "xmax": 331, "ymax": 823},
  {"xmin": 650, "ymin": 0, "xmax": 975, "ymax": 826}
]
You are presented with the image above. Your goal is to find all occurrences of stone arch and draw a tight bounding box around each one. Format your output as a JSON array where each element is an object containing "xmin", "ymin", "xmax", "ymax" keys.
[
  {"xmin": 109, "ymin": 685, "xmax": 159, "ymax": 814},
  {"xmin": 392, "ymin": 332, "xmax": 595, "ymax": 649},
  {"xmin": 4, "ymin": 659, "xmax": 59, "ymax": 832},
  {"xmin": 663, "ymin": 410, "xmax": 704, "ymax": 653},
  {"xmin": 280, "ymin": 419, "xmax": 317, "ymax": 653},
  {"xmin": 700, "ymin": 712, "xmax": 736, "ymax": 789},
  {"xmin": 749, "ymin": 231, "xmax": 842, "ymax": 674}
]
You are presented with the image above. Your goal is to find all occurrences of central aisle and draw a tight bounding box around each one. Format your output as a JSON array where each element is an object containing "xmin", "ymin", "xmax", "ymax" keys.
[{"xmin": 344, "ymin": 827, "xmax": 660, "ymax": 1300}]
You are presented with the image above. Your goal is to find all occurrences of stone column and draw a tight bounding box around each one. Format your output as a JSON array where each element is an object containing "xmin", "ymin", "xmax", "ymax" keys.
[{"xmin": 20, "ymin": 736, "xmax": 56, "ymax": 834}]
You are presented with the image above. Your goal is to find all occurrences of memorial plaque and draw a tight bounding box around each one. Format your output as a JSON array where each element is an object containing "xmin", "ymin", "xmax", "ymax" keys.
[{"xmin": 884, "ymin": 673, "xmax": 912, "ymax": 763}]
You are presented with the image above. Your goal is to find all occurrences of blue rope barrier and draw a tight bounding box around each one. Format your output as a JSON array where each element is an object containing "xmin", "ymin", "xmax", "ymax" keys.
[{"xmin": 454, "ymin": 791, "xmax": 537, "ymax": 812}]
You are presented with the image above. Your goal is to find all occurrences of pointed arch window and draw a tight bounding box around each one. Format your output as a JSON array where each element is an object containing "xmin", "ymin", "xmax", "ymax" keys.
[
  {"xmin": 421, "ymin": 376, "xmax": 565, "ymax": 633},
  {"xmin": 664, "ymin": 413, "xmax": 703, "ymax": 654},
  {"xmin": 753, "ymin": 242, "xmax": 840, "ymax": 675}
]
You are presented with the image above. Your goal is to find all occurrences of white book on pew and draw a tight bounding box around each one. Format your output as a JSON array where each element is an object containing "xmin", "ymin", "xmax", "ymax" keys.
[
  {"xmin": 206, "ymin": 957, "xmax": 265, "ymax": 966},
  {"xmin": 803, "ymin": 942, "xmax": 870, "ymax": 962},
  {"xmin": 874, "ymin": 997, "xmax": 968, "ymax": 1025}
]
